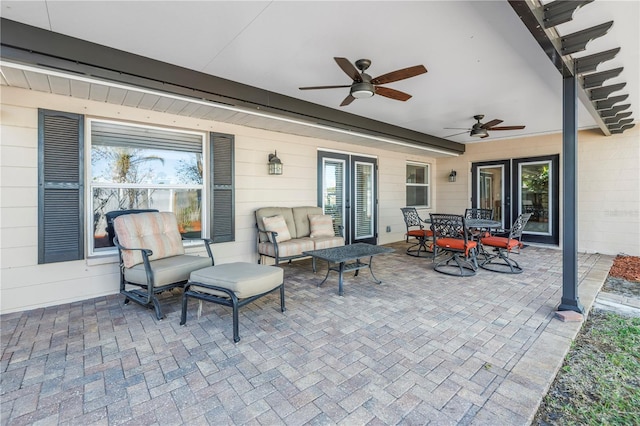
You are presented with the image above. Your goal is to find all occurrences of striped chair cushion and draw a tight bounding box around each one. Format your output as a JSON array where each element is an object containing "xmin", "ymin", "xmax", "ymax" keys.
[
  {"xmin": 262, "ymin": 215, "xmax": 292, "ymax": 243},
  {"xmin": 114, "ymin": 212, "xmax": 185, "ymax": 268},
  {"xmin": 309, "ymin": 214, "xmax": 335, "ymax": 238},
  {"xmin": 258, "ymin": 238, "xmax": 315, "ymax": 258},
  {"xmin": 312, "ymin": 236, "xmax": 345, "ymax": 250}
]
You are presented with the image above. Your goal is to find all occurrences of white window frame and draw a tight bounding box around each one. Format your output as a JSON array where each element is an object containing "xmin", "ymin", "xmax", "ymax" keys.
[
  {"xmin": 86, "ymin": 118, "xmax": 207, "ymax": 256},
  {"xmin": 406, "ymin": 161, "xmax": 431, "ymax": 208}
]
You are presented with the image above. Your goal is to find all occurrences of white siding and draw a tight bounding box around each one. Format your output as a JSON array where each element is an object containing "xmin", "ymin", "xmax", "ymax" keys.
[{"xmin": 0, "ymin": 87, "xmax": 438, "ymax": 314}]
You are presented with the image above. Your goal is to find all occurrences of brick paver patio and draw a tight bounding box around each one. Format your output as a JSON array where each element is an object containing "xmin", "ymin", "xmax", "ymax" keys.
[{"xmin": 1, "ymin": 242, "xmax": 612, "ymax": 425}]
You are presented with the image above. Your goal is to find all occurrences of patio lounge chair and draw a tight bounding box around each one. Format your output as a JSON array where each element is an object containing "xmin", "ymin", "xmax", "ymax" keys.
[
  {"xmin": 400, "ymin": 207, "xmax": 434, "ymax": 258},
  {"xmin": 112, "ymin": 211, "xmax": 214, "ymax": 319},
  {"xmin": 479, "ymin": 213, "xmax": 531, "ymax": 274},
  {"xmin": 430, "ymin": 213, "xmax": 478, "ymax": 277}
]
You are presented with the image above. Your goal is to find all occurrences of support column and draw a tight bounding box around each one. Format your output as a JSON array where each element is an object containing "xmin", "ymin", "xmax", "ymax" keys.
[{"xmin": 558, "ymin": 74, "xmax": 584, "ymax": 313}]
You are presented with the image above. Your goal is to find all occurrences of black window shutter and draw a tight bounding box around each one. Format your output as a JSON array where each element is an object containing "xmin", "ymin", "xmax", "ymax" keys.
[
  {"xmin": 38, "ymin": 109, "xmax": 84, "ymax": 264},
  {"xmin": 210, "ymin": 132, "xmax": 235, "ymax": 243}
]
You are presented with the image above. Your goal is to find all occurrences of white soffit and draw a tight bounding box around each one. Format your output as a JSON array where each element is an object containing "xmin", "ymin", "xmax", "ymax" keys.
[{"xmin": 0, "ymin": 61, "xmax": 458, "ymax": 158}]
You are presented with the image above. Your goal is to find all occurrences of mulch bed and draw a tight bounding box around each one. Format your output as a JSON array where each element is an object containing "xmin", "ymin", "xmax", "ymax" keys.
[
  {"xmin": 609, "ymin": 255, "xmax": 640, "ymax": 282},
  {"xmin": 603, "ymin": 255, "xmax": 640, "ymax": 298}
]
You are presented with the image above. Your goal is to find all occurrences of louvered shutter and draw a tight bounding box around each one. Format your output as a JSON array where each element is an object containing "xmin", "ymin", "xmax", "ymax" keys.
[
  {"xmin": 38, "ymin": 109, "xmax": 84, "ymax": 263},
  {"xmin": 210, "ymin": 132, "xmax": 234, "ymax": 243}
]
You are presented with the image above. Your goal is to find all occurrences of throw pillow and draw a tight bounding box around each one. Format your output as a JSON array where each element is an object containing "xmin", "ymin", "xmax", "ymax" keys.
[
  {"xmin": 262, "ymin": 215, "xmax": 292, "ymax": 243},
  {"xmin": 309, "ymin": 214, "xmax": 335, "ymax": 238}
]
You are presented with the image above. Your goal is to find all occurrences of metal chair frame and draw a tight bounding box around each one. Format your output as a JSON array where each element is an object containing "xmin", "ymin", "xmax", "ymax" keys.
[
  {"xmin": 429, "ymin": 213, "xmax": 478, "ymax": 277},
  {"xmin": 400, "ymin": 207, "xmax": 434, "ymax": 258},
  {"xmin": 479, "ymin": 213, "xmax": 532, "ymax": 274}
]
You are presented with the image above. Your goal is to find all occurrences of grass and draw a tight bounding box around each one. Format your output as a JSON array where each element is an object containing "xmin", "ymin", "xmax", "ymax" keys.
[{"xmin": 534, "ymin": 311, "xmax": 640, "ymax": 425}]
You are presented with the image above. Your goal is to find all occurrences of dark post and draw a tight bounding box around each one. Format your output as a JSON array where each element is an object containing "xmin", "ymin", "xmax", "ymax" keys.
[{"xmin": 559, "ymin": 74, "xmax": 584, "ymax": 313}]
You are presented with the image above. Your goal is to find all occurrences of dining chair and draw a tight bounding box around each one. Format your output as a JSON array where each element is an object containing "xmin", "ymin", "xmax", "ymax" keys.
[
  {"xmin": 400, "ymin": 207, "xmax": 434, "ymax": 258},
  {"xmin": 479, "ymin": 213, "xmax": 531, "ymax": 274},
  {"xmin": 429, "ymin": 213, "xmax": 478, "ymax": 276}
]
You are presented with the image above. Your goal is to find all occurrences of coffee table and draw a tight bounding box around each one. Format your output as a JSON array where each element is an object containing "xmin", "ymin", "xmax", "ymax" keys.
[{"xmin": 303, "ymin": 243, "xmax": 394, "ymax": 296}]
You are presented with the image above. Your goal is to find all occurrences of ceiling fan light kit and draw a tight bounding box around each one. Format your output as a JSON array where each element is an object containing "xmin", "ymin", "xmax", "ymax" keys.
[
  {"xmin": 470, "ymin": 127, "xmax": 488, "ymax": 138},
  {"xmin": 351, "ymin": 82, "xmax": 375, "ymax": 98}
]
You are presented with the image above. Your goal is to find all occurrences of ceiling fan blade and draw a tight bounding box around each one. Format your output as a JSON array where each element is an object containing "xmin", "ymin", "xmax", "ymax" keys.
[
  {"xmin": 299, "ymin": 84, "xmax": 352, "ymax": 90},
  {"xmin": 340, "ymin": 94, "xmax": 356, "ymax": 107},
  {"xmin": 444, "ymin": 131, "xmax": 470, "ymax": 138},
  {"xmin": 375, "ymin": 86, "xmax": 412, "ymax": 101},
  {"xmin": 481, "ymin": 133, "xmax": 490, "ymax": 139},
  {"xmin": 371, "ymin": 65, "xmax": 427, "ymax": 85},
  {"xmin": 443, "ymin": 127, "xmax": 472, "ymax": 130},
  {"xmin": 487, "ymin": 125, "xmax": 526, "ymax": 130},
  {"xmin": 334, "ymin": 57, "xmax": 362, "ymax": 82},
  {"xmin": 481, "ymin": 119, "xmax": 503, "ymax": 129}
]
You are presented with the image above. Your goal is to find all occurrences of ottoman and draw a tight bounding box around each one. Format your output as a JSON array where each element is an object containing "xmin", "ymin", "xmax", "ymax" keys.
[{"xmin": 180, "ymin": 262, "xmax": 285, "ymax": 342}]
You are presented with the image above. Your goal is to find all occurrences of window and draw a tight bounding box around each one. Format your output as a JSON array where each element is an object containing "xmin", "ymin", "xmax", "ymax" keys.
[
  {"xmin": 406, "ymin": 162, "xmax": 430, "ymax": 207},
  {"xmin": 89, "ymin": 120, "xmax": 206, "ymax": 254},
  {"xmin": 39, "ymin": 110, "xmax": 235, "ymax": 263}
]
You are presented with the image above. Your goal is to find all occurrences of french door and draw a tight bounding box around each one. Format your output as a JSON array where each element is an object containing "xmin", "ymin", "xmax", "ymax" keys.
[
  {"xmin": 317, "ymin": 151, "xmax": 377, "ymax": 245},
  {"xmin": 472, "ymin": 155, "xmax": 559, "ymax": 245}
]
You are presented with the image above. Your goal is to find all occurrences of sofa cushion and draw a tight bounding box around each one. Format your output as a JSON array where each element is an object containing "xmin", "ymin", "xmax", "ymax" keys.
[
  {"xmin": 256, "ymin": 207, "xmax": 297, "ymax": 241},
  {"xmin": 292, "ymin": 206, "xmax": 323, "ymax": 238},
  {"xmin": 309, "ymin": 214, "xmax": 335, "ymax": 238},
  {"xmin": 262, "ymin": 215, "xmax": 292, "ymax": 243},
  {"xmin": 311, "ymin": 236, "xmax": 345, "ymax": 250},
  {"xmin": 258, "ymin": 238, "xmax": 315, "ymax": 258},
  {"xmin": 114, "ymin": 212, "xmax": 185, "ymax": 268}
]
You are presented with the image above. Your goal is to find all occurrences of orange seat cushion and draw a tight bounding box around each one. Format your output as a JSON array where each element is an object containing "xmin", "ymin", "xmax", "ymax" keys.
[
  {"xmin": 480, "ymin": 236, "xmax": 522, "ymax": 250},
  {"xmin": 407, "ymin": 229, "xmax": 433, "ymax": 238},
  {"xmin": 435, "ymin": 238, "xmax": 477, "ymax": 256}
]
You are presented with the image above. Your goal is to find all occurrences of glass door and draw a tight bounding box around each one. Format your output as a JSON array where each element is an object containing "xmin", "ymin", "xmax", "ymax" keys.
[
  {"xmin": 319, "ymin": 153, "xmax": 348, "ymax": 239},
  {"xmin": 471, "ymin": 160, "xmax": 511, "ymax": 229},
  {"xmin": 513, "ymin": 155, "xmax": 559, "ymax": 244},
  {"xmin": 351, "ymin": 157, "xmax": 376, "ymax": 244},
  {"xmin": 318, "ymin": 151, "xmax": 377, "ymax": 245}
]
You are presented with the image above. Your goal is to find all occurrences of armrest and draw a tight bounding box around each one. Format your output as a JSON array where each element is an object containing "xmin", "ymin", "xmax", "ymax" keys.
[
  {"xmin": 182, "ymin": 237, "xmax": 214, "ymax": 261},
  {"xmin": 113, "ymin": 239, "xmax": 154, "ymax": 258}
]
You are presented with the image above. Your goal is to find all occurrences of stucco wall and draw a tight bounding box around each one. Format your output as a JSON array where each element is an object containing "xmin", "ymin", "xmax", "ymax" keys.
[
  {"xmin": 0, "ymin": 87, "xmax": 438, "ymax": 314},
  {"xmin": 436, "ymin": 128, "xmax": 640, "ymax": 256}
]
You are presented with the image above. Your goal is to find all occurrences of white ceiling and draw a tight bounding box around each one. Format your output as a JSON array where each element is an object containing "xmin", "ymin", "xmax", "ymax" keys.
[{"xmin": 1, "ymin": 0, "xmax": 638, "ymax": 145}]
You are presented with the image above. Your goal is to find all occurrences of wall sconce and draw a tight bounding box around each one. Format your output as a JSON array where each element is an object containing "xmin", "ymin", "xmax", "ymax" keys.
[
  {"xmin": 448, "ymin": 170, "xmax": 457, "ymax": 182},
  {"xmin": 268, "ymin": 151, "xmax": 283, "ymax": 175}
]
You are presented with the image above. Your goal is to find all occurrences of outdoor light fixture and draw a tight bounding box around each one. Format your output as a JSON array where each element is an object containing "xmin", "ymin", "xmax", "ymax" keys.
[
  {"xmin": 268, "ymin": 151, "xmax": 283, "ymax": 175},
  {"xmin": 448, "ymin": 170, "xmax": 457, "ymax": 182}
]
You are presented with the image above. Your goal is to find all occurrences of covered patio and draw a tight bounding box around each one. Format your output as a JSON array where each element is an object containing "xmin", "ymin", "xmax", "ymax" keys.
[{"xmin": 1, "ymin": 243, "xmax": 612, "ymax": 425}]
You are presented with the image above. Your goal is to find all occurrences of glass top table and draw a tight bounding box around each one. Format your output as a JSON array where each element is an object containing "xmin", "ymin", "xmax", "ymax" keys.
[{"xmin": 303, "ymin": 243, "xmax": 394, "ymax": 296}]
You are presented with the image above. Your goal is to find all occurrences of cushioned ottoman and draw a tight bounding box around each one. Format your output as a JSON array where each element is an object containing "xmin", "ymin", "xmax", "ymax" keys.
[{"xmin": 180, "ymin": 262, "xmax": 285, "ymax": 342}]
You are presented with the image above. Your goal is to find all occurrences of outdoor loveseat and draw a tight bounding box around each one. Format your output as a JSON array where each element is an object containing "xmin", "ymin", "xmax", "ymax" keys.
[{"xmin": 255, "ymin": 206, "xmax": 344, "ymax": 266}]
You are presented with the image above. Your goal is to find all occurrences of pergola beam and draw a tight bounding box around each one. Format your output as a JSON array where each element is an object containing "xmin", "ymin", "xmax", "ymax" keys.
[{"xmin": 508, "ymin": 0, "xmax": 612, "ymax": 136}]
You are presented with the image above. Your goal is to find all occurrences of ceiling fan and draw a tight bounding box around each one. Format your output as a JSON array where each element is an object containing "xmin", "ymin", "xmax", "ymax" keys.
[
  {"xmin": 445, "ymin": 115, "xmax": 526, "ymax": 139},
  {"xmin": 299, "ymin": 57, "xmax": 427, "ymax": 106}
]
